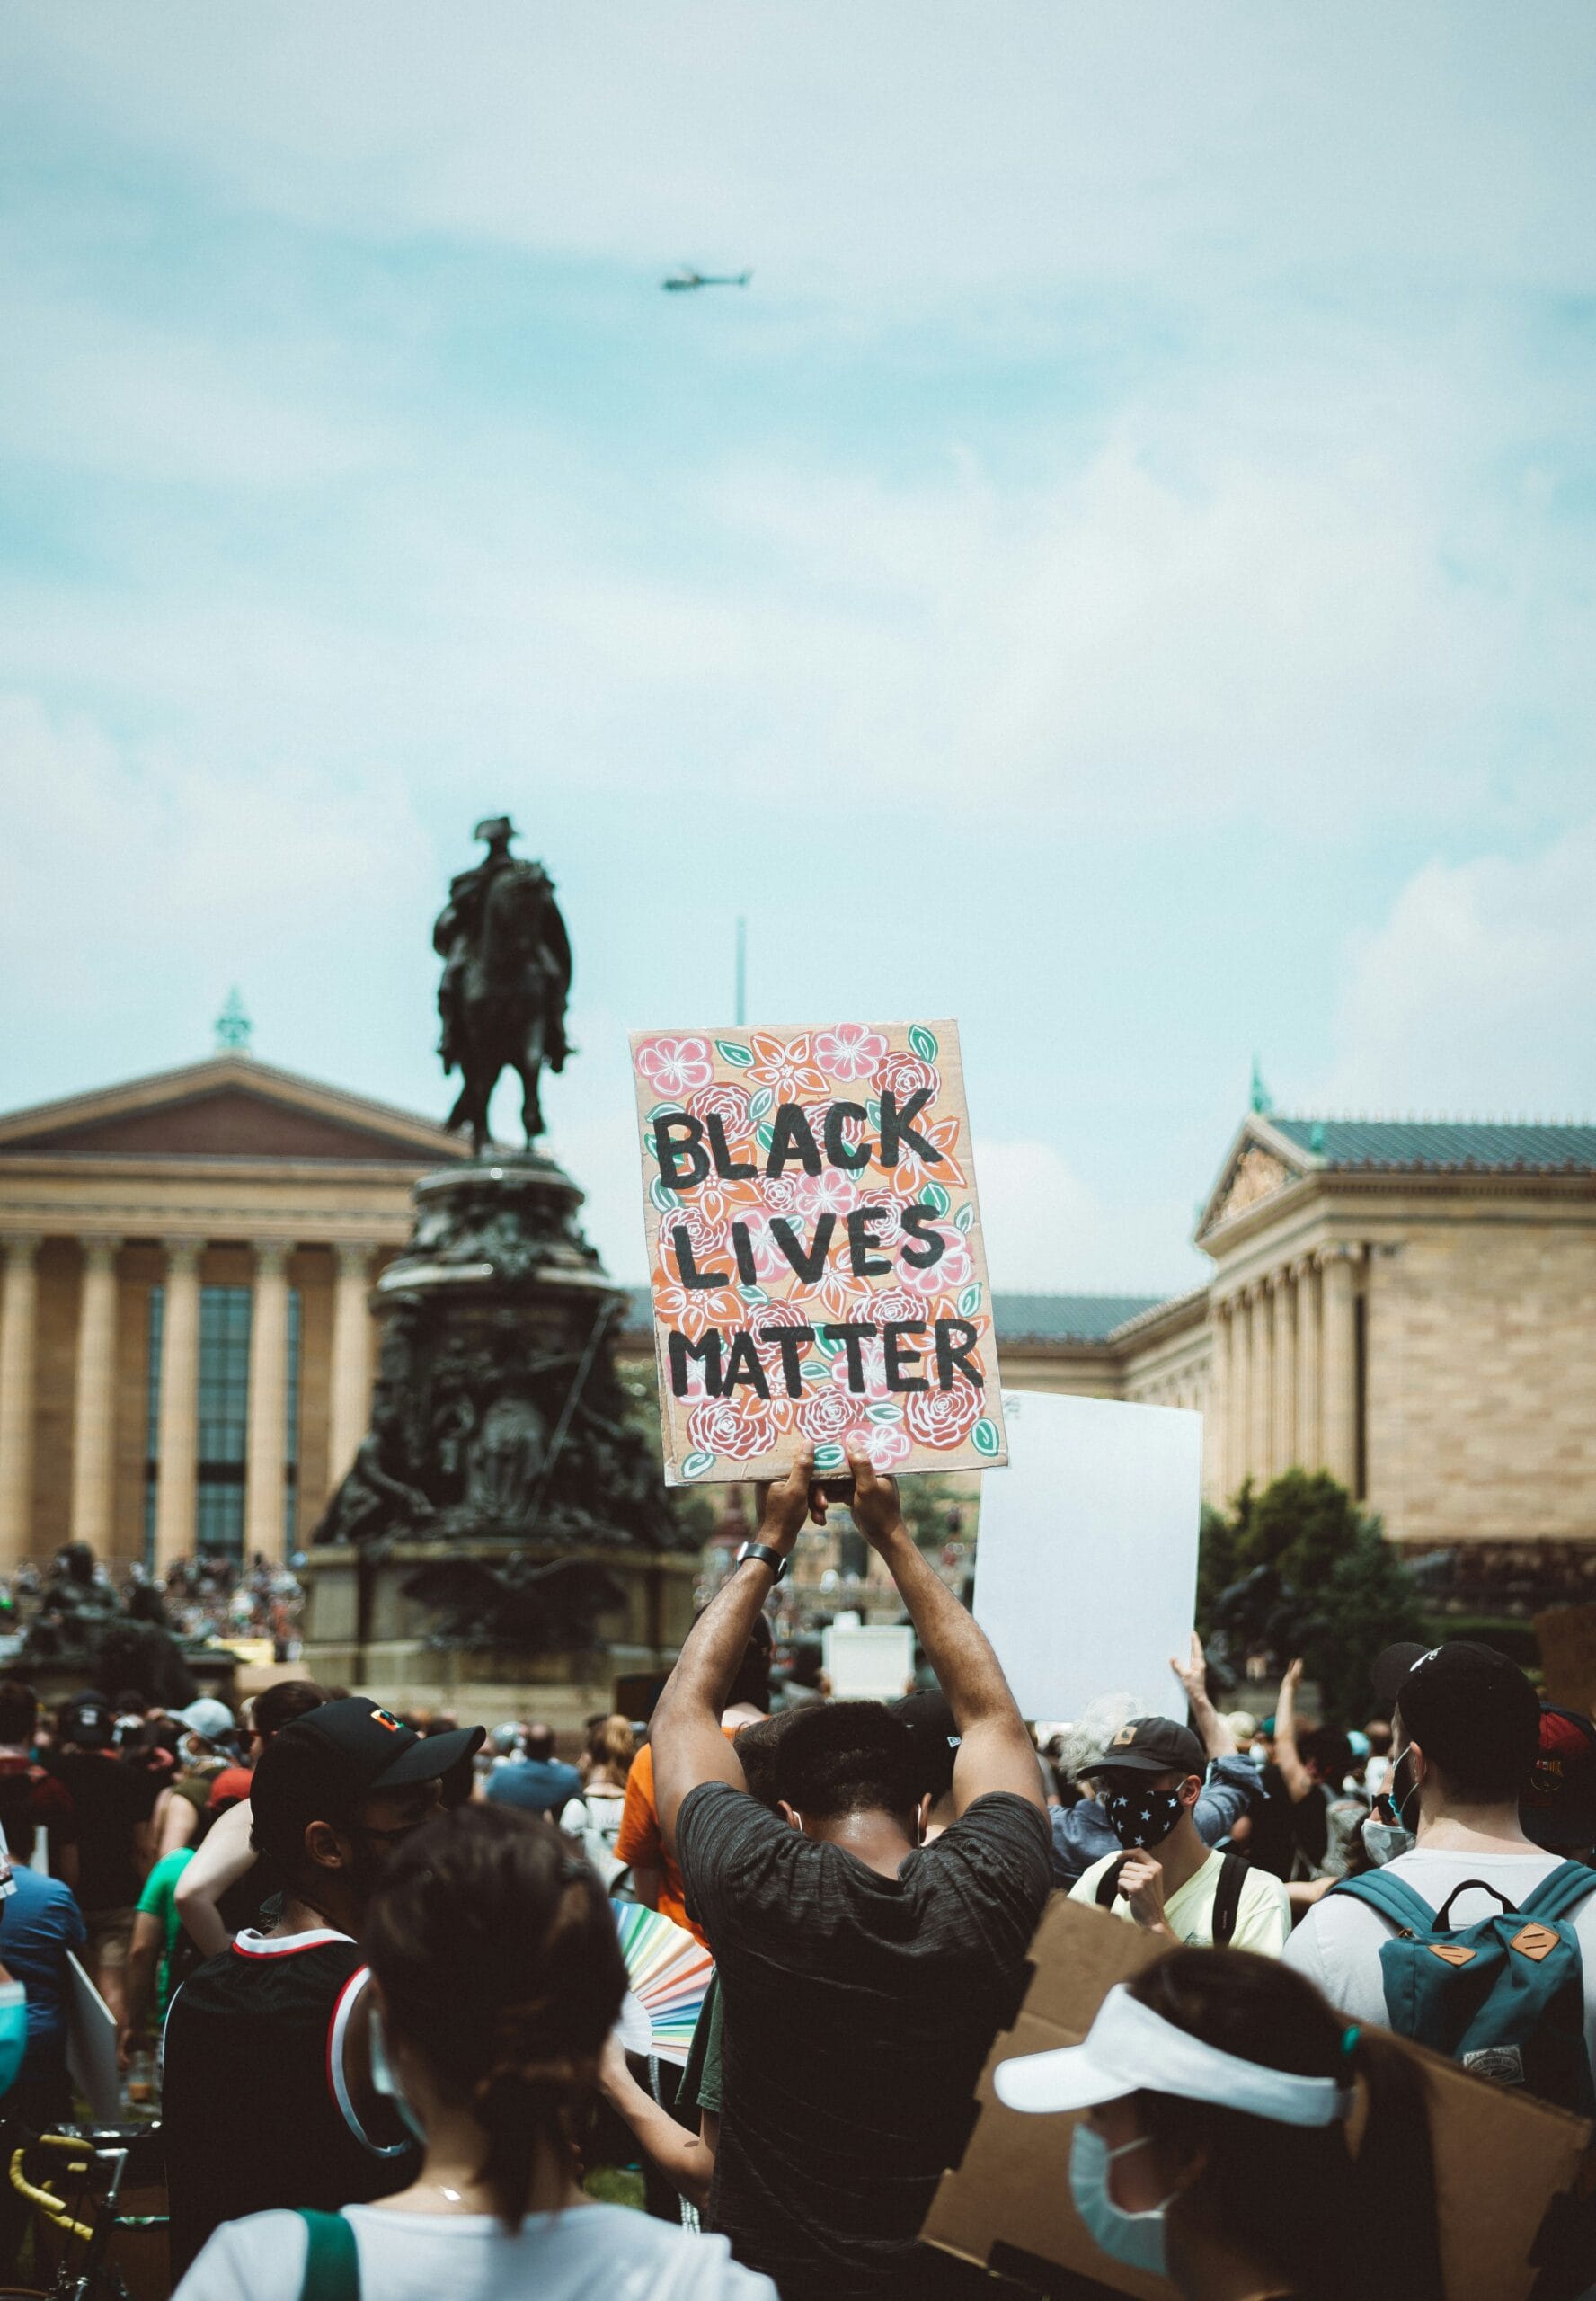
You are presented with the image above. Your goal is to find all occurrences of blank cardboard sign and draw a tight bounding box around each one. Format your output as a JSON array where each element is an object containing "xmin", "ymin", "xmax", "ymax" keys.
[
  {"xmin": 923, "ymin": 1897, "xmax": 1596, "ymax": 2301},
  {"xmin": 972, "ymin": 1391, "xmax": 1202, "ymax": 1725}
]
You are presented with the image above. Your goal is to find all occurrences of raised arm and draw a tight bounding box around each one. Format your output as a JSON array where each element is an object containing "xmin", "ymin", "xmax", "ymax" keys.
[
  {"xmin": 846, "ymin": 1446, "xmax": 1043, "ymax": 1816},
  {"xmin": 173, "ymin": 1795, "xmax": 254, "ymax": 1956},
  {"xmin": 1171, "ymin": 1631, "xmax": 1237, "ymax": 1759},
  {"xmin": 1272, "ymin": 1657, "xmax": 1315, "ymax": 1804},
  {"xmin": 653, "ymin": 1448, "xmax": 815, "ymax": 1850}
]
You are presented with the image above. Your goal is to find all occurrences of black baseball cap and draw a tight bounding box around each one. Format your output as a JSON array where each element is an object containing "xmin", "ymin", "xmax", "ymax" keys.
[
  {"xmin": 58, "ymin": 1693, "xmax": 113, "ymax": 1748},
  {"xmin": 891, "ymin": 1691, "xmax": 962, "ymax": 1800},
  {"xmin": 1521, "ymin": 1706, "xmax": 1596, "ymax": 1853},
  {"xmin": 276, "ymin": 1696, "xmax": 484, "ymax": 1810},
  {"xmin": 1370, "ymin": 1641, "xmax": 1429, "ymax": 1714},
  {"xmin": 1379, "ymin": 1641, "xmax": 1540, "ymax": 1783},
  {"xmin": 1077, "ymin": 1717, "xmax": 1205, "ymax": 1781}
]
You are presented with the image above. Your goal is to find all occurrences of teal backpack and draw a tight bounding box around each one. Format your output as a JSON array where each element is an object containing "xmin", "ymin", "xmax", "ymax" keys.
[
  {"xmin": 296, "ymin": 2211, "xmax": 359, "ymax": 2301},
  {"xmin": 1330, "ymin": 1861, "xmax": 1596, "ymax": 2115}
]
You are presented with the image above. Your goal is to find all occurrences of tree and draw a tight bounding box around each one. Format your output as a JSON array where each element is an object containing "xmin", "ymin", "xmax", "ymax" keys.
[{"xmin": 1198, "ymin": 1470, "xmax": 1429, "ymax": 1726}]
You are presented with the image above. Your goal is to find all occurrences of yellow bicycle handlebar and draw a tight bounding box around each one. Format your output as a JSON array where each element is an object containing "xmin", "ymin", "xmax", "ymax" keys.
[{"xmin": 7, "ymin": 2145, "xmax": 95, "ymax": 2245}]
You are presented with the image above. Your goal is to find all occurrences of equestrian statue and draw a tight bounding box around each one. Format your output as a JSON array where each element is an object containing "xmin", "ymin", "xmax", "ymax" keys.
[{"xmin": 433, "ymin": 815, "xmax": 572, "ymax": 1151}]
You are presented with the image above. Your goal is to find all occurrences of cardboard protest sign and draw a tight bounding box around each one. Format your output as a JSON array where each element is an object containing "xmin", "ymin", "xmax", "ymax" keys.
[
  {"xmin": 1536, "ymin": 1601, "xmax": 1596, "ymax": 1719},
  {"xmin": 973, "ymin": 1390, "xmax": 1202, "ymax": 1723},
  {"xmin": 630, "ymin": 1020, "xmax": 1006, "ymax": 1486},
  {"xmin": 923, "ymin": 1897, "xmax": 1596, "ymax": 2301},
  {"xmin": 66, "ymin": 1951, "xmax": 121, "ymax": 2123}
]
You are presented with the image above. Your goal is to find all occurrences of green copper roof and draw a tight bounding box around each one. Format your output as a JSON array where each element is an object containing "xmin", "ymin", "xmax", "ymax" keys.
[{"xmin": 1270, "ymin": 1117, "xmax": 1596, "ymax": 1173}]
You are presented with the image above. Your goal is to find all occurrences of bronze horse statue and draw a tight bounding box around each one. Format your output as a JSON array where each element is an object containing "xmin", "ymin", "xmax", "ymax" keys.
[{"xmin": 434, "ymin": 818, "xmax": 572, "ymax": 1153}]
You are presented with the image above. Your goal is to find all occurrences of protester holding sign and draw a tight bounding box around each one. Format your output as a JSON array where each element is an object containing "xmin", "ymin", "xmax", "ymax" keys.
[
  {"xmin": 631, "ymin": 1020, "xmax": 1006, "ymax": 1487},
  {"xmin": 650, "ymin": 1442, "xmax": 1050, "ymax": 2301},
  {"xmin": 1069, "ymin": 1719, "xmax": 1291, "ymax": 1953},
  {"xmin": 994, "ymin": 1948, "xmax": 1444, "ymax": 2301}
]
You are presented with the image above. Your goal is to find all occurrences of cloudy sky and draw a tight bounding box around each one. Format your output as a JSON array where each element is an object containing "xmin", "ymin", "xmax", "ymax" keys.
[{"xmin": 3, "ymin": 4, "xmax": 1593, "ymax": 1293}]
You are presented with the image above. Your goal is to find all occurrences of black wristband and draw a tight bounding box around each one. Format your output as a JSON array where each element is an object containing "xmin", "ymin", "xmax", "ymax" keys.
[{"xmin": 736, "ymin": 1541, "xmax": 789, "ymax": 1585}]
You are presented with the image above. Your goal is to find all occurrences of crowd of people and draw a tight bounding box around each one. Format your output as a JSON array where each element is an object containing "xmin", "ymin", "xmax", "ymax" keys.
[{"xmin": 0, "ymin": 1445, "xmax": 1590, "ymax": 2297}]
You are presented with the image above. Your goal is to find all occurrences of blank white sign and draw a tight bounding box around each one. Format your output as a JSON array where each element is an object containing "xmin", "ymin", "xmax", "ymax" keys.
[
  {"xmin": 972, "ymin": 1390, "xmax": 1202, "ymax": 1724},
  {"xmin": 823, "ymin": 1623, "xmax": 916, "ymax": 1702}
]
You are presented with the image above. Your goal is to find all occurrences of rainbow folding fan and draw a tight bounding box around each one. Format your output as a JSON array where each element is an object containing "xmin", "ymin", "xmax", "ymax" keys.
[{"xmin": 611, "ymin": 1901, "xmax": 714, "ymax": 2066}]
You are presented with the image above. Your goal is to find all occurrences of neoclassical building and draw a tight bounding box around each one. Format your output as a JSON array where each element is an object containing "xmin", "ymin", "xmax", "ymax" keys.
[
  {"xmin": 2, "ymin": 1053, "xmax": 1592, "ymax": 1586},
  {"xmin": 0, "ymin": 1055, "xmax": 460, "ymax": 1571}
]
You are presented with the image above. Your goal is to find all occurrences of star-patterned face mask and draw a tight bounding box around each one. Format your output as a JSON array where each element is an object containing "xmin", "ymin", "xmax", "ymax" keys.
[{"xmin": 1103, "ymin": 1784, "xmax": 1186, "ymax": 1850}]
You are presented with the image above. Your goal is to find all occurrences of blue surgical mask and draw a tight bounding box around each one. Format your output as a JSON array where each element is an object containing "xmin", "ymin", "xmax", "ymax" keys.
[
  {"xmin": 0, "ymin": 1982, "xmax": 27, "ymax": 2101},
  {"xmin": 368, "ymin": 2002, "xmax": 428, "ymax": 2147},
  {"xmin": 1068, "ymin": 2122, "xmax": 1175, "ymax": 2276}
]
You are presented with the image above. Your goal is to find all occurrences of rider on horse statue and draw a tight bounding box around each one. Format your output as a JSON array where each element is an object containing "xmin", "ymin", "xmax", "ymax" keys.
[{"xmin": 433, "ymin": 816, "xmax": 572, "ymax": 1151}]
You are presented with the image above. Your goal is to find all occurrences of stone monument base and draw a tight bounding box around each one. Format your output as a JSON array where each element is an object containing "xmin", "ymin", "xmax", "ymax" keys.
[{"xmin": 299, "ymin": 1541, "xmax": 702, "ymax": 1728}]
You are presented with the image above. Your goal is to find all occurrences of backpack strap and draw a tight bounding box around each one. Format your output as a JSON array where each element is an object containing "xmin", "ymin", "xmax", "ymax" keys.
[
  {"xmin": 297, "ymin": 2210, "xmax": 360, "ymax": 2301},
  {"xmin": 1211, "ymin": 1853, "xmax": 1248, "ymax": 1947},
  {"xmin": 1518, "ymin": 1861, "xmax": 1596, "ymax": 1926},
  {"xmin": 1329, "ymin": 1869, "xmax": 1439, "ymax": 1936},
  {"xmin": 1095, "ymin": 1855, "xmax": 1130, "ymax": 1910}
]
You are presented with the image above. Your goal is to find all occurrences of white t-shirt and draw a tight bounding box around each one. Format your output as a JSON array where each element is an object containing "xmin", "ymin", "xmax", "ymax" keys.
[
  {"xmin": 173, "ymin": 2201, "xmax": 777, "ymax": 2301},
  {"xmin": 1070, "ymin": 1846, "xmax": 1291, "ymax": 1956},
  {"xmin": 1284, "ymin": 1847, "xmax": 1596, "ymax": 2077}
]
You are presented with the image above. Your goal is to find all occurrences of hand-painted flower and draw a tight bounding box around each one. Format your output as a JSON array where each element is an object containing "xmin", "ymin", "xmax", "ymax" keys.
[
  {"xmin": 857, "ymin": 1421, "xmax": 912, "ymax": 1470},
  {"xmin": 899, "ymin": 1227, "xmax": 974, "ymax": 1296},
  {"xmin": 661, "ymin": 1204, "xmax": 731, "ymax": 1279},
  {"xmin": 759, "ymin": 1173, "xmax": 808, "ymax": 1219},
  {"xmin": 828, "ymin": 1334, "xmax": 894, "ymax": 1406},
  {"xmin": 906, "ymin": 1380, "xmax": 984, "ymax": 1449},
  {"xmin": 651, "ymin": 1275, "xmax": 742, "ymax": 1343},
  {"xmin": 811, "ymin": 1266, "xmax": 877, "ymax": 1326},
  {"xmin": 814, "ymin": 1023, "xmax": 890, "ymax": 1083},
  {"xmin": 873, "ymin": 1050, "xmax": 941, "ymax": 1106},
  {"xmin": 796, "ymin": 1386, "xmax": 855, "ymax": 1444},
  {"xmin": 882, "ymin": 1112, "xmax": 966, "ymax": 1194},
  {"xmin": 687, "ymin": 1396, "xmax": 781, "ymax": 1462},
  {"xmin": 687, "ymin": 1081, "xmax": 754, "ymax": 1138},
  {"xmin": 725, "ymin": 1204, "xmax": 789, "ymax": 1280},
  {"xmin": 636, "ymin": 1035, "xmax": 715, "ymax": 1097},
  {"xmin": 691, "ymin": 1176, "xmax": 763, "ymax": 1232},
  {"xmin": 745, "ymin": 1030, "xmax": 830, "ymax": 1102},
  {"xmin": 792, "ymin": 1165, "xmax": 861, "ymax": 1222}
]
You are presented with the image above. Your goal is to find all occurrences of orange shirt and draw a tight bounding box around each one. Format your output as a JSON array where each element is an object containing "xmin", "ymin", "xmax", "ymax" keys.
[{"xmin": 616, "ymin": 1728, "xmax": 741, "ymax": 1949}]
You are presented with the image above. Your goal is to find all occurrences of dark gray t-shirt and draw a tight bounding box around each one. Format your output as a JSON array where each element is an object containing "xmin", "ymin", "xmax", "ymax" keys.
[{"xmin": 676, "ymin": 1785, "xmax": 1051, "ymax": 2301}]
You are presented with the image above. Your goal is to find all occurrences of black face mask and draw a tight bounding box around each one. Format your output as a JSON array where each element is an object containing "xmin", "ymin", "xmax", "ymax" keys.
[{"xmin": 1103, "ymin": 1785, "xmax": 1186, "ymax": 1850}]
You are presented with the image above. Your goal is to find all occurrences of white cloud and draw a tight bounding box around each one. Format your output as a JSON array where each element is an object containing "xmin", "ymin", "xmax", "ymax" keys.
[
  {"xmin": 1321, "ymin": 823, "xmax": 1596, "ymax": 1115},
  {"xmin": 971, "ymin": 1137, "xmax": 1203, "ymax": 1296}
]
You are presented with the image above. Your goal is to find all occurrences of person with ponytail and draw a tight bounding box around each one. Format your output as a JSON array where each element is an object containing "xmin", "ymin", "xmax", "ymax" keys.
[
  {"xmin": 996, "ymin": 1948, "xmax": 1444, "ymax": 2301},
  {"xmin": 174, "ymin": 1801, "xmax": 776, "ymax": 2301}
]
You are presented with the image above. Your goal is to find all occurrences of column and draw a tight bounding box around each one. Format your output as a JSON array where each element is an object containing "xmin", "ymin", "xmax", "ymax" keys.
[
  {"xmin": 328, "ymin": 1244, "xmax": 376, "ymax": 1484},
  {"xmin": 1272, "ymin": 1268, "xmax": 1297, "ymax": 1473},
  {"xmin": 1228, "ymin": 1291, "xmax": 1252, "ymax": 1492},
  {"xmin": 1295, "ymin": 1257, "xmax": 1321, "ymax": 1469},
  {"xmin": 1320, "ymin": 1245, "xmax": 1360, "ymax": 1490},
  {"xmin": 244, "ymin": 1240, "xmax": 294, "ymax": 1559},
  {"xmin": 155, "ymin": 1239, "xmax": 204, "ymax": 1570},
  {"xmin": 0, "ymin": 1237, "xmax": 42, "ymax": 1568},
  {"xmin": 1250, "ymin": 1280, "xmax": 1273, "ymax": 1485},
  {"xmin": 69, "ymin": 1237, "xmax": 122, "ymax": 1550},
  {"xmin": 1203, "ymin": 1299, "xmax": 1231, "ymax": 1504}
]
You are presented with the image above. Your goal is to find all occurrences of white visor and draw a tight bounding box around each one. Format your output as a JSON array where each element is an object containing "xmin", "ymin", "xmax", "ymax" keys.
[{"xmin": 995, "ymin": 1985, "xmax": 1352, "ymax": 2129}]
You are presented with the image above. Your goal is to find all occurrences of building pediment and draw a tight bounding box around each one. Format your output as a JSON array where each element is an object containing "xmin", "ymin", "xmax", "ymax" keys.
[
  {"xmin": 1197, "ymin": 1119, "xmax": 1312, "ymax": 1243},
  {"xmin": 0, "ymin": 1057, "xmax": 462, "ymax": 1168}
]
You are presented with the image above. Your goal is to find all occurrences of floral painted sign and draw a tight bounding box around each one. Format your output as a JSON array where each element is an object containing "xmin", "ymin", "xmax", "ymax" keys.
[{"xmin": 630, "ymin": 1019, "xmax": 1007, "ymax": 1486}]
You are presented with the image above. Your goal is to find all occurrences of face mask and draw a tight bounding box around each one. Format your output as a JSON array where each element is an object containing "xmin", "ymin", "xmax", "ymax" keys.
[
  {"xmin": 368, "ymin": 2002, "xmax": 428, "ymax": 2147},
  {"xmin": 1069, "ymin": 2123, "xmax": 1173, "ymax": 2277},
  {"xmin": 0, "ymin": 1983, "xmax": 27, "ymax": 2101},
  {"xmin": 1361, "ymin": 1814, "xmax": 1414, "ymax": 1867},
  {"xmin": 1103, "ymin": 1786, "xmax": 1185, "ymax": 1850}
]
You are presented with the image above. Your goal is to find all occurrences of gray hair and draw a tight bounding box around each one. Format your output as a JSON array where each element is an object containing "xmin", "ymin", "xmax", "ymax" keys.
[{"xmin": 1055, "ymin": 1693, "xmax": 1152, "ymax": 1787}]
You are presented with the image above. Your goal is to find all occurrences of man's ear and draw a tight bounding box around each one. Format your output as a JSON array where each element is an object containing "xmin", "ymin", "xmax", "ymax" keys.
[
  {"xmin": 304, "ymin": 1818, "xmax": 348, "ymax": 1874},
  {"xmin": 1180, "ymin": 1773, "xmax": 1202, "ymax": 1809},
  {"xmin": 916, "ymin": 1792, "xmax": 933, "ymax": 1843},
  {"xmin": 776, "ymin": 1800, "xmax": 805, "ymax": 1835}
]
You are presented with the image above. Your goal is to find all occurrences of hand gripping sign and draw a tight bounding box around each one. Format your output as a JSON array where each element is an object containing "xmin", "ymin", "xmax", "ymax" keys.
[{"xmin": 630, "ymin": 1020, "xmax": 1007, "ymax": 1486}]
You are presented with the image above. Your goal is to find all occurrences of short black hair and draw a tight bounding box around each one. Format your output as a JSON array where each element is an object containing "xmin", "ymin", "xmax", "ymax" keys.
[
  {"xmin": 249, "ymin": 1720, "xmax": 359, "ymax": 1879},
  {"xmin": 1299, "ymin": 1728, "xmax": 1352, "ymax": 1784},
  {"xmin": 773, "ymin": 1701, "xmax": 920, "ymax": 1822},
  {"xmin": 0, "ymin": 1681, "xmax": 37, "ymax": 1746},
  {"xmin": 732, "ymin": 1710, "xmax": 795, "ymax": 1808}
]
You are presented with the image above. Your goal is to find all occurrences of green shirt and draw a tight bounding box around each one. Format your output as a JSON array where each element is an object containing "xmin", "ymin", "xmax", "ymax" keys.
[
  {"xmin": 680, "ymin": 1971, "xmax": 723, "ymax": 2117},
  {"xmin": 136, "ymin": 1847, "xmax": 194, "ymax": 2014}
]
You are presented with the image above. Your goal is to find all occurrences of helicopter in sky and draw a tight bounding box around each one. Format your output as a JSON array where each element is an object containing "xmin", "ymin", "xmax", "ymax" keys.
[{"xmin": 662, "ymin": 266, "xmax": 753, "ymax": 292}]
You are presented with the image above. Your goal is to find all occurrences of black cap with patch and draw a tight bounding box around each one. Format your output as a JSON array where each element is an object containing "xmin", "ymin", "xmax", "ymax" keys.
[
  {"xmin": 284, "ymin": 1696, "xmax": 484, "ymax": 1806},
  {"xmin": 1077, "ymin": 1716, "xmax": 1205, "ymax": 1780}
]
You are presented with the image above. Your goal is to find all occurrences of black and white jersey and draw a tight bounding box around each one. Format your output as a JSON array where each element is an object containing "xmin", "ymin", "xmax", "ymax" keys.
[{"xmin": 162, "ymin": 1927, "xmax": 414, "ymax": 2280}]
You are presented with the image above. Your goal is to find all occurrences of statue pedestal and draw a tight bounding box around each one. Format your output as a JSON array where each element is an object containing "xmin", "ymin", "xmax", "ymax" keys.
[{"xmin": 306, "ymin": 1149, "xmax": 692, "ymax": 1710}]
